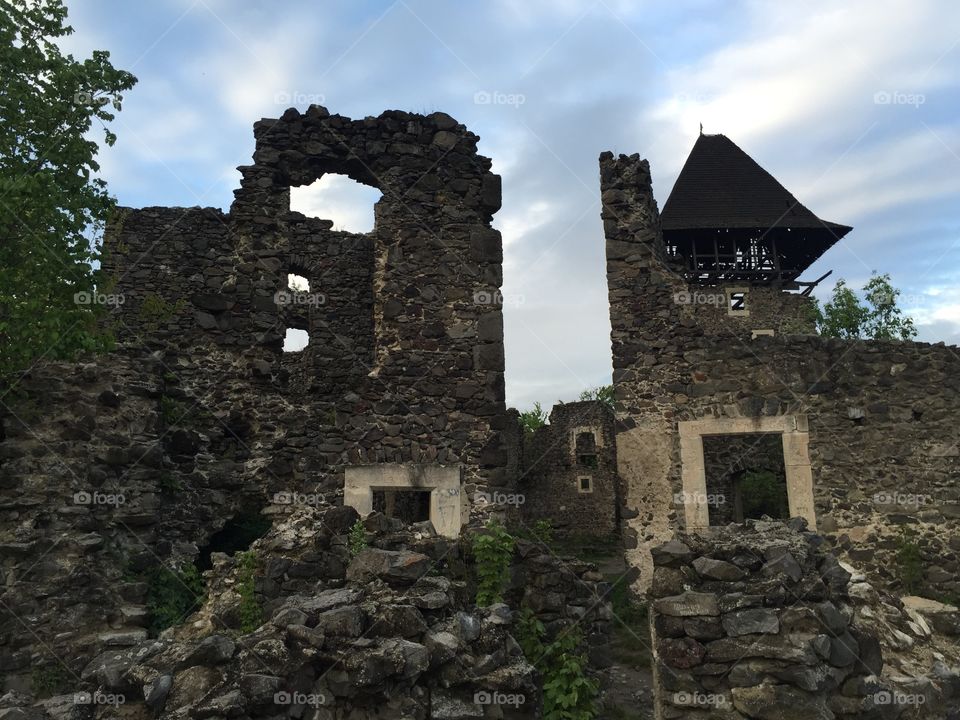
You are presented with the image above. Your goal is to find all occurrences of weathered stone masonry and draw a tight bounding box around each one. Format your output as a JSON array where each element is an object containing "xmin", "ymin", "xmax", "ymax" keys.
[
  {"xmin": 100, "ymin": 105, "xmax": 510, "ymax": 494},
  {"xmin": 650, "ymin": 521, "xmax": 959, "ymax": 719},
  {"xmin": 602, "ymin": 150, "xmax": 960, "ymax": 599},
  {"xmin": 518, "ymin": 400, "xmax": 622, "ymax": 540},
  {"xmin": 0, "ymin": 106, "xmax": 514, "ymax": 691}
]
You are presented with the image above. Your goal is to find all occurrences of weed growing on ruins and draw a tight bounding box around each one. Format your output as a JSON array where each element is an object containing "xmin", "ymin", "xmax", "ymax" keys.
[
  {"xmin": 472, "ymin": 520, "xmax": 515, "ymax": 606},
  {"xmin": 895, "ymin": 527, "xmax": 924, "ymax": 594},
  {"xmin": 532, "ymin": 519, "xmax": 554, "ymax": 546},
  {"xmin": 147, "ymin": 563, "xmax": 204, "ymax": 635},
  {"xmin": 578, "ymin": 385, "xmax": 615, "ymax": 409},
  {"xmin": 159, "ymin": 393, "xmax": 211, "ymax": 429},
  {"xmin": 30, "ymin": 664, "xmax": 70, "ymax": 698},
  {"xmin": 349, "ymin": 519, "xmax": 368, "ymax": 558},
  {"xmin": 158, "ymin": 469, "xmax": 182, "ymax": 493},
  {"xmin": 516, "ymin": 608, "xmax": 599, "ymax": 720},
  {"xmin": 513, "ymin": 519, "xmax": 554, "ymax": 547},
  {"xmin": 159, "ymin": 395, "xmax": 188, "ymax": 426},
  {"xmin": 138, "ymin": 293, "xmax": 187, "ymax": 332},
  {"xmin": 237, "ymin": 549, "xmax": 263, "ymax": 633}
]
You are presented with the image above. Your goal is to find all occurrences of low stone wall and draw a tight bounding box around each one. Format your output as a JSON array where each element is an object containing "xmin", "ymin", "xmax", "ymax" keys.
[{"xmin": 649, "ymin": 520, "xmax": 960, "ymax": 719}]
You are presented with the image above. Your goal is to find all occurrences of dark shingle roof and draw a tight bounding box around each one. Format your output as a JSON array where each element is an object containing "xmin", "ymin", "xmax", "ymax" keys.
[{"xmin": 660, "ymin": 134, "xmax": 852, "ymax": 235}]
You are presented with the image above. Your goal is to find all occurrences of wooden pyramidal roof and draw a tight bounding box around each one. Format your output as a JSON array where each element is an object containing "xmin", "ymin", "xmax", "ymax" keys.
[{"xmin": 660, "ymin": 133, "xmax": 852, "ymax": 236}]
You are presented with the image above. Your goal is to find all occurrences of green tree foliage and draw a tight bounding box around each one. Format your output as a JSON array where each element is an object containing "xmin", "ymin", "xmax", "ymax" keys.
[
  {"xmin": 0, "ymin": 0, "xmax": 136, "ymax": 380},
  {"xmin": 815, "ymin": 273, "xmax": 917, "ymax": 341},
  {"xmin": 518, "ymin": 401, "xmax": 548, "ymax": 434},
  {"xmin": 578, "ymin": 385, "xmax": 615, "ymax": 409}
]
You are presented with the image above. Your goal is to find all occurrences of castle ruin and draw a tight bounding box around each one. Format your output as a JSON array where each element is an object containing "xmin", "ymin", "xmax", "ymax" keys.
[{"xmin": 1, "ymin": 107, "xmax": 959, "ymax": 718}]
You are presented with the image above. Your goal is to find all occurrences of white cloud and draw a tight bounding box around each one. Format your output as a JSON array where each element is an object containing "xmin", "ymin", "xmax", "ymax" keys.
[{"xmin": 87, "ymin": 0, "xmax": 960, "ymax": 404}]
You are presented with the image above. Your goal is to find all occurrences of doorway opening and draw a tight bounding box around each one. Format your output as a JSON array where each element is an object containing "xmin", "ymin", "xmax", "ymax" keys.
[{"xmin": 702, "ymin": 433, "xmax": 787, "ymax": 525}]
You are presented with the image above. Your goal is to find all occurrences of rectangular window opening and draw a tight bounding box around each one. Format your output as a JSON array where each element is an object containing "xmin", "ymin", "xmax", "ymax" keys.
[{"xmin": 371, "ymin": 489, "xmax": 431, "ymax": 524}]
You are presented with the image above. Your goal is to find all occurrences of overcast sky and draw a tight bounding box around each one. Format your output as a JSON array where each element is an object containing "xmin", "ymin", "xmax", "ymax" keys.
[{"xmin": 65, "ymin": 0, "xmax": 960, "ymax": 410}]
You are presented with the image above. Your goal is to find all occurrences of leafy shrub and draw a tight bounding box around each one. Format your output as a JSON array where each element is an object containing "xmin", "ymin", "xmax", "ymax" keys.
[
  {"xmin": 515, "ymin": 606, "xmax": 546, "ymax": 658},
  {"xmin": 532, "ymin": 519, "xmax": 554, "ymax": 546},
  {"xmin": 515, "ymin": 608, "xmax": 598, "ymax": 720},
  {"xmin": 472, "ymin": 521, "xmax": 515, "ymax": 606},
  {"xmin": 147, "ymin": 563, "xmax": 204, "ymax": 635},
  {"xmin": 578, "ymin": 385, "xmax": 615, "ymax": 409},
  {"xmin": 739, "ymin": 469, "xmax": 789, "ymax": 520},
  {"xmin": 896, "ymin": 528, "xmax": 923, "ymax": 594},
  {"xmin": 519, "ymin": 402, "xmax": 548, "ymax": 435}
]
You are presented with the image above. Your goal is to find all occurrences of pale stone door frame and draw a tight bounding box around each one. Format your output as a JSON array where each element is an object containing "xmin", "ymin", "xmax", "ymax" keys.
[
  {"xmin": 677, "ymin": 415, "xmax": 816, "ymax": 531},
  {"xmin": 344, "ymin": 464, "xmax": 463, "ymax": 538}
]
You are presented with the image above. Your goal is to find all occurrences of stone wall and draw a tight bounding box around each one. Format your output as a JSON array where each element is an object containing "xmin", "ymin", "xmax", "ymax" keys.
[
  {"xmin": 0, "ymin": 346, "xmax": 296, "ymax": 691},
  {"xmin": 601, "ymin": 150, "xmax": 960, "ymax": 598},
  {"xmin": 518, "ymin": 401, "xmax": 621, "ymax": 540},
  {"xmin": 0, "ymin": 105, "xmax": 514, "ymax": 694},
  {"xmin": 649, "ymin": 521, "xmax": 960, "ymax": 719},
  {"xmin": 101, "ymin": 105, "xmax": 508, "ymax": 493}
]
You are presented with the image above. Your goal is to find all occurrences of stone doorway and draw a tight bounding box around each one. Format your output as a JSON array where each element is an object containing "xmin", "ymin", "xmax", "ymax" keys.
[
  {"xmin": 702, "ymin": 433, "xmax": 788, "ymax": 524},
  {"xmin": 678, "ymin": 415, "xmax": 815, "ymax": 531}
]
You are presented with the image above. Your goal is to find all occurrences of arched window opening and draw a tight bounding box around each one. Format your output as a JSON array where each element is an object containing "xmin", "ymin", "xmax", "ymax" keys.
[
  {"xmin": 289, "ymin": 173, "xmax": 382, "ymax": 233},
  {"xmin": 288, "ymin": 273, "xmax": 310, "ymax": 292}
]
